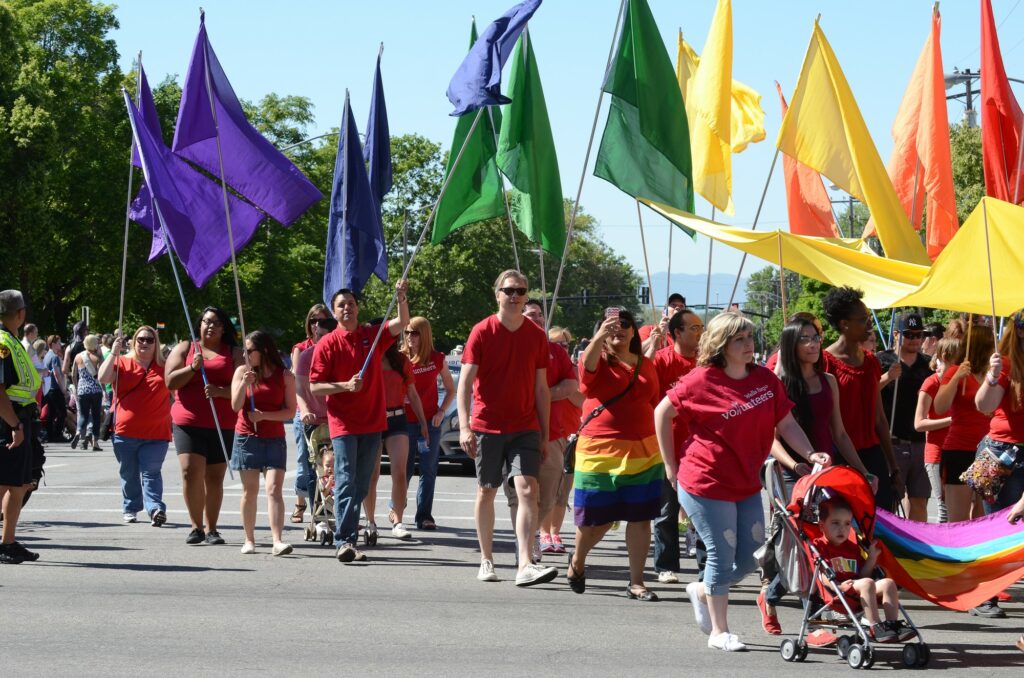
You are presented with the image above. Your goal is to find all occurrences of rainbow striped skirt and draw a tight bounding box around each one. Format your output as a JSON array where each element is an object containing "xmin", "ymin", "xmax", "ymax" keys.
[{"xmin": 573, "ymin": 434, "xmax": 664, "ymax": 526}]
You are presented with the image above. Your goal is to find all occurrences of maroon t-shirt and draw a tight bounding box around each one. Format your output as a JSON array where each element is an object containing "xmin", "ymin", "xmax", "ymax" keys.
[{"xmin": 823, "ymin": 350, "xmax": 882, "ymax": 449}]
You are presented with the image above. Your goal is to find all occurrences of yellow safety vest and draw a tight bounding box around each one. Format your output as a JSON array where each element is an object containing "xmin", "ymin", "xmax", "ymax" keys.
[{"xmin": 0, "ymin": 328, "xmax": 41, "ymax": 405}]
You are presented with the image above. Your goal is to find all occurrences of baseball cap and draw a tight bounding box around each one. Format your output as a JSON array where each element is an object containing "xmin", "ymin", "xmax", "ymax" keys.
[{"xmin": 902, "ymin": 314, "xmax": 924, "ymax": 331}]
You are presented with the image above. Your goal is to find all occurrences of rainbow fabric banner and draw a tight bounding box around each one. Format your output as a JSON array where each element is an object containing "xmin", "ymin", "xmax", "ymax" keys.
[{"xmin": 875, "ymin": 507, "xmax": 1024, "ymax": 611}]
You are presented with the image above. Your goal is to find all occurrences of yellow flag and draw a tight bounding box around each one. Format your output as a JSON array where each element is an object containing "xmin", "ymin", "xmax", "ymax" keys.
[{"xmin": 777, "ymin": 21, "xmax": 930, "ymax": 265}]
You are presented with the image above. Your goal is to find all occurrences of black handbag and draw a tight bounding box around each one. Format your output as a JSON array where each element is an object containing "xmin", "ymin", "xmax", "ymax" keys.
[{"xmin": 563, "ymin": 356, "xmax": 643, "ymax": 474}]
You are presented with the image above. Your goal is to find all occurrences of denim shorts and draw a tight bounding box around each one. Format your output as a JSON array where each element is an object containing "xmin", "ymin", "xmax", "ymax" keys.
[
  {"xmin": 383, "ymin": 413, "xmax": 409, "ymax": 441},
  {"xmin": 230, "ymin": 434, "xmax": 287, "ymax": 471}
]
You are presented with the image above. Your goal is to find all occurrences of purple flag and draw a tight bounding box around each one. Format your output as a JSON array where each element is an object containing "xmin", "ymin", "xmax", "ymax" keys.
[
  {"xmin": 124, "ymin": 89, "xmax": 265, "ymax": 288},
  {"xmin": 446, "ymin": 0, "xmax": 543, "ymax": 116},
  {"xmin": 128, "ymin": 63, "xmax": 173, "ymax": 262},
  {"xmin": 323, "ymin": 92, "xmax": 388, "ymax": 303},
  {"xmin": 364, "ymin": 49, "xmax": 392, "ymax": 216},
  {"xmin": 172, "ymin": 14, "xmax": 322, "ymax": 226}
]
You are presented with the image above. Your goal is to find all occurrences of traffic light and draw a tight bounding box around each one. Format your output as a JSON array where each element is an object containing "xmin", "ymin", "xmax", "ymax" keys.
[
  {"xmin": 639, "ymin": 285, "xmax": 650, "ymax": 306},
  {"xmin": 581, "ymin": 288, "xmax": 589, "ymax": 305}
]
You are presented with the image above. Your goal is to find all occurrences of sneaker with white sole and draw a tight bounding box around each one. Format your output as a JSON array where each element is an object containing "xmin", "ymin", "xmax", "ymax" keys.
[
  {"xmin": 515, "ymin": 562, "xmax": 558, "ymax": 587},
  {"xmin": 272, "ymin": 542, "xmax": 293, "ymax": 556},
  {"xmin": 686, "ymin": 581, "xmax": 712, "ymax": 635},
  {"xmin": 149, "ymin": 509, "xmax": 166, "ymax": 527},
  {"xmin": 240, "ymin": 542, "xmax": 256, "ymax": 555},
  {"xmin": 392, "ymin": 523, "xmax": 411, "ymax": 540},
  {"xmin": 657, "ymin": 571, "xmax": 680, "ymax": 584},
  {"xmin": 122, "ymin": 512, "xmax": 137, "ymax": 524},
  {"xmin": 708, "ymin": 632, "xmax": 747, "ymax": 651},
  {"xmin": 337, "ymin": 543, "xmax": 357, "ymax": 563},
  {"xmin": 477, "ymin": 559, "xmax": 498, "ymax": 582}
]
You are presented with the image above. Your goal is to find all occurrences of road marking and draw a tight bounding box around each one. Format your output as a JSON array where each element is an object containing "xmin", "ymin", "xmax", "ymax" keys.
[{"xmin": 19, "ymin": 508, "xmax": 509, "ymax": 522}]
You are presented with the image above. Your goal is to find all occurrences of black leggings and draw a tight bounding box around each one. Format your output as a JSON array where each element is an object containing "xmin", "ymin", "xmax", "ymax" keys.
[{"xmin": 859, "ymin": 445, "xmax": 895, "ymax": 512}]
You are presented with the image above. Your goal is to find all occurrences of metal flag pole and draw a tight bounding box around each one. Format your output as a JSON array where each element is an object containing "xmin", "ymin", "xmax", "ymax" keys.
[
  {"xmin": 889, "ymin": 324, "xmax": 903, "ymax": 435},
  {"xmin": 981, "ymin": 200, "xmax": 999, "ymax": 341},
  {"xmin": 487, "ymin": 106, "xmax": 520, "ymax": 271},
  {"xmin": 358, "ymin": 107, "xmax": 487, "ymax": 377},
  {"xmin": 547, "ymin": 0, "xmax": 627, "ymax": 331},
  {"xmin": 704, "ymin": 206, "xmax": 716, "ymax": 321},
  {"xmin": 538, "ymin": 243, "xmax": 548, "ymax": 319},
  {"xmin": 726, "ymin": 147, "xmax": 781, "ymax": 308},
  {"xmin": 636, "ymin": 200, "xmax": 658, "ymax": 320},
  {"xmin": 124, "ymin": 86, "xmax": 234, "ymax": 476},
  {"xmin": 199, "ymin": 10, "xmax": 256, "ymax": 427},
  {"xmin": 777, "ymin": 231, "xmax": 788, "ymax": 321},
  {"xmin": 666, "ymin": 216, "xmax": 673, "ymax": 304}
]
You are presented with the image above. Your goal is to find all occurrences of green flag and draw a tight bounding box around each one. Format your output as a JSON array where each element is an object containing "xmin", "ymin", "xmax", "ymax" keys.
[
  {"xmin": 594, "ymin": 0, "xmax": 695, "ymax": 215},
  {"xmin": 432, "ymin": 20, "xmax": 506, "ymax": 245},
  {"xmin": 496, "ymin": 31, "xmax": 565, "ymax": 258}
]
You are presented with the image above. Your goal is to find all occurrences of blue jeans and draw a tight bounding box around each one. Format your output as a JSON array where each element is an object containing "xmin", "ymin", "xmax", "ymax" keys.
[
  {"xmin": 112, "ymin": 435, "xmax": 168, "ymax": 515},
  {"xmin": 293, "ymin": 412, "xmax": 313, "ymax": 499},
  {"xmin": 333, "ymin": 433, "xmax": 382, "ymax": 545},
  {"xmin": 985, "ymin": 464, "xmax": 1024, "ymax": 513},
  {"xmin": 405, "ymin": 422, "xmax": 442, "ymax": 526},
  {"xmin": 77, "ymin": 392, "xmax": 103, "ymax": 439},
  {"xmin": 678, "ymin": 487, "xmax": 764, "ymax": 596}
]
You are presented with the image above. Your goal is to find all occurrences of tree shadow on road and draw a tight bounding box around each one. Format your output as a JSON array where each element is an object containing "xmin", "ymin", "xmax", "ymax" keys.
[{"xmin": 34, "ymin": 561, "xmax": 254, "ymax": 573}]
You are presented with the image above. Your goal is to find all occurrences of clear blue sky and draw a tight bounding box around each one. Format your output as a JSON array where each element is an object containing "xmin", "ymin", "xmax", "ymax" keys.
[{"xmin": 109, "ymin": 0, "xmax": 1024, "ymax": 297}]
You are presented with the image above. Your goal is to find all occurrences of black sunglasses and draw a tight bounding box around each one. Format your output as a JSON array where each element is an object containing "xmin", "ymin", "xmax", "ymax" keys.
[
  {"xmin": 135, "ymin": 336, "xmax": 155, "ymax": 345},
  {"xmin": 901, "ymin": 331, "xmax": 924, "ymax": 339},
  {"xmin": 498, "ymin": 287, "xmax": 528, "ymax": 297},
  {"xmin": 315, "ymin": 318, "xmax": 338, "ymax": 331},
  {"xmin": 245, "ymin": 347, "xmax": 260, "ymax": 355},
  {"xmin": 404, "ymin": 330, "xmax": 420, "ymax": 337}
]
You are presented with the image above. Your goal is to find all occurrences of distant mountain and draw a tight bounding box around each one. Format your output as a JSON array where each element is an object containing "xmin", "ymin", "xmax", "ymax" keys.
[{"xmin": 648, "ymin": 272, "xmax": 748, "ymax": 310}]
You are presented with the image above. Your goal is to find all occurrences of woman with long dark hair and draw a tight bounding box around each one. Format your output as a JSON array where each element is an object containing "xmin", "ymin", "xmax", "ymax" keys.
[
  {"xmin": 568, "ymin": 308, "xmax": 663, "ymax": 602},
  {"xmin": 165, "ymin": 306, "xmax": 243, "ymax": 546},
  {"xmin": 290, "ymin": 304, "xmax": 330, "ymax": 524},
  {"xmin": 230, "ymin": 330, "xmax": 296, "ymax": 556},
  {"xmin": 401, "ymin": 316, "xmax": 456, "ymax": 530}
]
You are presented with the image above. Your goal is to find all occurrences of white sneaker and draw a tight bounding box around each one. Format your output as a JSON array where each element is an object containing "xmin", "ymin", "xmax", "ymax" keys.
[
  {"xmin": 686, "ymin": 581, "xmax": 712, "ymax": 635},
  {"xmin": 658, "ymin": 571, "xmax": 680, "ymax": 584},
  {"xmin": 515, "ymin": 562, "xmax": 558, "ymax": 587},
  {"xmin": 477, "ymin": 559, "xmax": 499, "ymax": 582},
  {"xmin": 122, "ymin": 512, "xmax": 137, "ymax": 523},
  {"xmin": 272, "ymin": 542, "xmax": 293, "ymax": 556},
  {"xmin": 392, "ymin": 523, "xmax": 411, "ymax": 540},
  {"xmin": 240, "ymin": 542, "xmax": 256, "ymax": 555},
  {"xmin": 708, "ymin": 632, "xmax": 747, "ymax": 652}
]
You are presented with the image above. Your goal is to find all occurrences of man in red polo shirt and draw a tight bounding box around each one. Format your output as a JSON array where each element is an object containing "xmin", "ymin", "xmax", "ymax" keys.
[
  {"xmin": 458, "ymin": 270, "xmax": 556, "ymax": 587},
  {"xmin": 310, "ymin": 280, "xmax": 409, "ymax": 564},
  {"xmin": 652, "ymin": 308, "xmax": 702, "ymax": 584}
]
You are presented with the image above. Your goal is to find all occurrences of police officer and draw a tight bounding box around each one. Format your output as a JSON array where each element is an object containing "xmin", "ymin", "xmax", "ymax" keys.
[{"xmin": 0, "ymin": 289, "xmax": 43, "ymax": 564}]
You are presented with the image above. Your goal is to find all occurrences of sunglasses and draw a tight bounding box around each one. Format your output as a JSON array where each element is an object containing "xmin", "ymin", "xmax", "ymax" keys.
[
  {"xmin": 404, "ymin": 330, "xmax": 420, "ymax": 337},
  {"xmin": 901, "ymin": 331, "xmax": 924, "ymax": 339},
  {"xmin": 315, "ymin": 318, "xmax": 338, "ymax": 331},
  {"xmin": 498, "ymin": 287, "xmax": 528, "ymax": 297},
  {"xmin": 201, "ymin": 318, "xmax": 223, "ymax": 327},
  {"xmin": 245, "ymin": 348, "xmax": 261, "ymax": 355},
  {"xmin": 797, "ymin": 334, "xmax": 822, "ymax": 344},
  {"xmin": 135, "ymin": 336, "xmax": 155, "ymax": 345}
]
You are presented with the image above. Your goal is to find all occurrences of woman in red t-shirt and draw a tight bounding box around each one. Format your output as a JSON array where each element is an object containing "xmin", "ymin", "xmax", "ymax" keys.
[
  {"xmin": 289, "ymin": 303, "xmax": 330, "ymax": 525},
  {"xmin": 821, "ymin": 286, "xmax": 901, "ymax": 511},
  {"xmin": 401, "ymin": 316, "xmax": 456, "ymax": 530},
  {"xmin": 362, "ymin": 343, "xmax": 428, "ymax": 542},
  {"xmin": 913, "ymin": 337, "xmax": 958, "ymax": 524},
  {"xmin": 230, "ymin": 330, "xmax": 296, "ymax": 556},
  {"xmin": 165, "ymin": 307, "xmax": 244, "ymax": 546},
  {"xmin": 933, "ymin": 324, "xmax": 994, "ymax": 523},
  {"xmin": 654, "ymin": 312, "xmax": 828, "ymax": 652},
  {"xmin": 98, "ymin": 326, "xmax": 171, "ymax": 527},
  {"xmin": 976, "ymin": 320, "xmax": 1024, "ymax": 514}
]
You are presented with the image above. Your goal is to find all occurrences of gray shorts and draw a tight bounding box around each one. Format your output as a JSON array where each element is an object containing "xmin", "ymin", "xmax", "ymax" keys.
[
  {"xmin": 474, "ymin": 430, "xmax": 541, "ymax": 489},
  {"xmin": 893, "ymin": 439, "xmax": 931, "ymax": 499}
]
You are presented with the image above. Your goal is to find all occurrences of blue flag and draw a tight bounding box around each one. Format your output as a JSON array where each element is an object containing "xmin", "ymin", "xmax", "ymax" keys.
[
  {"xmin": 446, "ymin": 0, "xmax": 543, "ymax": 116},
  {"xmin": 323, "ymin": 92, "xmax": 388, "ymax": 303},
  {"xmin": 364, "ymin": 48, "xmax": 392, "ymax": 216},
  {"xmin": 123, "ymin": 88, "xmax": 264, "ymax": 288}
]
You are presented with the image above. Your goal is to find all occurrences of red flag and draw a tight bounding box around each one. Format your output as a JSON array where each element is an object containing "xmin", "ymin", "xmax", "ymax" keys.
[
  {"xmin": 866, "ymin": 5, "xmax": 958, "ymax": 259},
  {"xmin": 776, "ymin": 82, "xmax": 840, "ymax": 238},
  {"xmin": 981, "ymin": 0, "xmax": 1024, "ymax": 203}
]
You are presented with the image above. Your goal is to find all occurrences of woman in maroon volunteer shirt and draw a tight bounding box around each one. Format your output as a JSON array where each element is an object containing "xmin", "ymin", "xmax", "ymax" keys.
[
  {"xmin": 230, "ymin": 330, "xmax": 296, "ymax": 556},
  {"xmin": 654, "ymin": 312, "xmax": 828, "ymax": 652},
  {"xmin": 98, "ymin": 326, "xmax": 171, "ymax": 527},
  {"xmin": 402, "ymin": 316, "xmax": 455, "ymax": 530},
  {"xmin": 165, "ymin": 307, "xmax": 243, "ymax": 546},
  {"xmin": 820, "ymin": 287, "xmax": 902, "ymax": 511},
  {"xmin": 933, "ymin": 324, "xmax": 994, "ymax": 523},
  {"xmin": 290, "ymin": 303, "xmax": 329, "ymax": 524},
  {"xmin": 568, "ymin": 308, "xmax": 662, "ymax": 602}
]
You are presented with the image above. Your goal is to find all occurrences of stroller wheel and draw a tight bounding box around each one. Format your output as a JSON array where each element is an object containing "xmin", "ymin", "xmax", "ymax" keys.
[
  {"xmin": 847, "ymin": 644, "xmax": 871, "ymax": 670},
  {"xmin": 780, "ymin": 639, "xmax": 798, "ymax": 662},
  {"xmin": 320, "ymin": 531, "xmax": 329, "ymax": 546},
  {"xmin": 901, "ymin": 644, "xmax": 919, "ymax": 668},
  {"xmin": 328, "ymin": 533, "xmax": 335, "ymax": 546},
  {"xmin": 363, "ymin": 526, "xmax": 378, "ymax": 546},
  {"xmin": 916, "ymin": 644, "xmax": 930, "ymax": 668},
  {"xmin": 836, "ymin": 635, "xmax": 853, "ymax": 659},
  {"xmin": 304, "ymin": 526, "xmax": 315, "ymax": 542},
  {"xmin": 795, "ymin": 641, "xmax": 808, "ymax": 662}
]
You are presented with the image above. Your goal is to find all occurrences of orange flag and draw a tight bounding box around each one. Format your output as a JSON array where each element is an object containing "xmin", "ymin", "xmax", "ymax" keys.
[
  {"xmin": 776, "ymin": 82, "xmax": 840, "ymax": 238},
  {"xmin": 866, "ymin": 4, "xmax": 958, "ymax": 259}
]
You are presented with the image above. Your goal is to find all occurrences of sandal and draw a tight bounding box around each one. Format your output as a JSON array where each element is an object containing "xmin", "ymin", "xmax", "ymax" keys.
[
  {"xmin": 420, "ymin": 519, "xmax": 437, "ymax": 531},
  {"xmin": 626, "ymin": 585, "xmax": 659, "ymax": 602},
  {"xmin": 290, "ymin": 503, "xmax": 306, "ymax": 523},
  {"xmin": 567, "ymin": 552, "xmax": 586, "ymax": 594}
]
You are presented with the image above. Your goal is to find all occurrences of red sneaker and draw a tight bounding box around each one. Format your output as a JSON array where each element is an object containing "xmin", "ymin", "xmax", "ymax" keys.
[
  {"xmin": 756, "ymin": 590, "xmax": 782, "ymax": 635},
  {"xmin": 806, "ymin": 629, "xmax": 838, "ymax": 647}
]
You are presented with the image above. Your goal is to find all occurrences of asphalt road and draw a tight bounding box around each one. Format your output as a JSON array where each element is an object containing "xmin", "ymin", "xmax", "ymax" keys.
[{"xmin": 3, "ymin": 428, "xmax": 1024, "ymax": 676}]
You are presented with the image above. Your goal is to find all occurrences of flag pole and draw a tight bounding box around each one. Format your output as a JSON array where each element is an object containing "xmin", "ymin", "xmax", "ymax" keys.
[
  {"xmin": 116, "ymin": 53, "xmax": 143, "ymax": 401},
  {"xmin": 358, "ymin": 107, "xmax": 487, "ymax": 377},
  {"xmin": 341, "ymin": 90, "xmax": 350, "ymax": 292},
  {"xmin": 538, "ymin": 243, "xmax": 548, "ymax": 319},
  {"xmin": 635, "ymin": 200, "xmax": 659, "ymax": 320},
  {"xmin": 777, "ymin": 231, "xmax": 788, "ymax": 321},
  {"xmin": 726, "ymin": 146, "xmax": 781, "ymax": 308},
  {"xmin": 522, "ymin": 26, "xmax": 545, "ymax": 316},
  {"xmin": 547, "ymin": 0, "xmax": 627, "ymax": 331},
  {"xmin": 486, "ymin": 105, "xmax": 521, "ymax": 271},
  {"xmin": 889, "ymin": 324, "xmax": 903, "ymax": 435},
  {"xmin": 666, "ymin": 216, "xmax": 673, "ymax": 304},
  {"xmin": 199, "ymin": 9, "xmax": 255, "ymax": 423},
  {"xmin": 704, "ymin": 206, "xmax": 716, "ymax": 321},
  {"xmin": 981, "ymin": 199, "xmax": 999, "ymax": 340}
]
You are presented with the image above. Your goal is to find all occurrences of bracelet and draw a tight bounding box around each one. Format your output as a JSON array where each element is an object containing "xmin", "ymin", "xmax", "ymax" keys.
[{"xmin": 986, "ymin": 373, "xmax": 999, "ymax": 386}]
